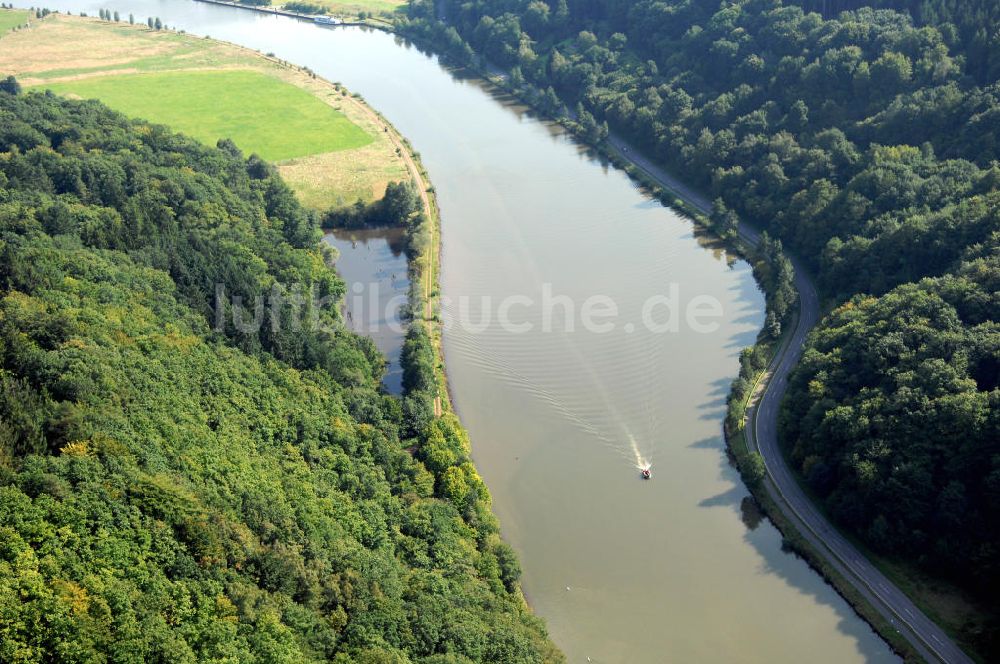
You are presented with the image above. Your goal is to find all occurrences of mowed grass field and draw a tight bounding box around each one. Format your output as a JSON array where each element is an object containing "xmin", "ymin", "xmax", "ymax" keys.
[
  {"xmin": 45, "ymin": 70, "xmax": 372, "ymax": 162},
  {"xmin": 0, "ymin": 14, "xmax": 408, "ymax": 209},
  {"xmin": 299, "ymin": 0, "xmax": 406, "ymax": 16},
  {"xmin": 0, "ymin": 8, "xmax": 30, "ymax": 34},
  {"xmin": 284, "ymin": 0, "xmax": 406, "ymax": 18}
]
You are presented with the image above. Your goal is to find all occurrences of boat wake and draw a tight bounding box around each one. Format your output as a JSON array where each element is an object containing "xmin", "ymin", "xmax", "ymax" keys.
[
  {"xmin": 631, "ymin": 435, "xmax": 651, "ymax": 472},
  {"xmin": 443, "ymin": 232, "xmax": 668, "ymax": 477}
]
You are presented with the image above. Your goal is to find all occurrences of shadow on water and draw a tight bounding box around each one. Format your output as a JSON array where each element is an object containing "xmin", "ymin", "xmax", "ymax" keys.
[
  {"xmin": 741, "ymin": 495, "xmax": 764, "ymax": 530},
  {"xmin": 698, "ymin": 483, "xmax": 744, "ymax": 509},
  {"xmin": 751, "ymin": 511, "xmax": 896, "ymax": 660},
  {"xmin": 696, "ymin": 376, "xmax": 732, "ymax": 422},
  {"xmin": 729, "ymin": 263, "xmax": 766, "ymax": 305},
  {"xmin": 688, "ymin": 435, "xmax": 725, "ymax": 450},
  {"xmin": 725, "ymin": 320, "xmax": 763, "ymax": 351},
  {"xmin": 694, "ymin": 429, "xmax": 897, "ymax": 662},
  {"xmin": 729, "ymin": 312, "xmax": 767, "ymax": 327},
  {"xmin": 724, "ymin": 286, "xmax": 766, "ymax": 350}
]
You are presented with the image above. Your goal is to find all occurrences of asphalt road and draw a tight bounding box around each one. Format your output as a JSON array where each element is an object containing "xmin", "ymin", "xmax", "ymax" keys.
[{"xmin": 605, "ymin": 133, "xmax": 974, "ymax": 664}]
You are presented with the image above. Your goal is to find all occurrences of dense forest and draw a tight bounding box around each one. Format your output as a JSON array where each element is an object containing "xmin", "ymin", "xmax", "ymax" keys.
[
  {"xmin": 0, "ymin": 89, "xmax": 559, "ymax": 662},
  {"xmin": 782, "ymin": 256, "xmax": 1000, "ymax": 589},
  {"xmin": 789, "ymin": 0, "xmax": 1000, "ymax": 83},
  {"xmin": 398, "ymin": 0, "xmax": 1000, "ymax": 649}
]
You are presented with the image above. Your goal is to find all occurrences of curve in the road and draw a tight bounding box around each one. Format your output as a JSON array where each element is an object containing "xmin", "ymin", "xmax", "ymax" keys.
[{"xmin": 605, "ymin": 132, "xmax": 973, "ymax": 664}]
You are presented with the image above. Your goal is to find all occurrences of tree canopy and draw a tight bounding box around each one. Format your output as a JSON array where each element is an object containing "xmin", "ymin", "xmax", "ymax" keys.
[
  {"xmin": 782, "ymin": 253, "xmax": 1000, "ymax": 590},
  {"xmin": 0, "ymin": 89, "xmax": 559, "ymax": 663}
]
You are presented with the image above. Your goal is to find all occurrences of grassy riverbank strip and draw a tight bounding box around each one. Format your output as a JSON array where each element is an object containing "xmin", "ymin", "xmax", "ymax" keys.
[{"xmin": 380, "ymin": 78, "xmax": 563, "ymax": 659}]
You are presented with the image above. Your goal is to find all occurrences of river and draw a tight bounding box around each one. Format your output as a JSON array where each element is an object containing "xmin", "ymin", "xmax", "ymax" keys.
[{"xmin": 27, "ymin": 3, "xmax": 897, "ymax": 661}]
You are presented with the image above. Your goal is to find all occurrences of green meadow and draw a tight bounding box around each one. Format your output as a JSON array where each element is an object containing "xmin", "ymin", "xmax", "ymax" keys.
[
  {"xmin": 0, "ymin": 8, "xmax": 30, "ymax": 34},
  {"xmin": 43, "ymin": 69, "xmax": 373, "ymax": 161},
  {"xmin": 295, "ymin": 0, "xmax": 406, "ymax": 17}
]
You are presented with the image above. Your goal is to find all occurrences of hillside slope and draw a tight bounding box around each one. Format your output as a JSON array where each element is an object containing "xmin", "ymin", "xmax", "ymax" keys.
[{"xmin": 0, "ymin": 89, "xmax": 559, "ymax": 663}]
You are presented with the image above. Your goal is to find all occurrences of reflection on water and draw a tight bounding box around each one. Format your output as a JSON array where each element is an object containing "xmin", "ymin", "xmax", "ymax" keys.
[
  {"xmin": 36, "ymin": 2, "xmax": 897, "ymax": 660},
  {"xmin": 323, "ymin": 227, "xmax": 409, "ymax": 394}
]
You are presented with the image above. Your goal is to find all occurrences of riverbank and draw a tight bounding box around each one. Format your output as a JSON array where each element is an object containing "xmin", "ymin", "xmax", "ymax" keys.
[
  {"xmin": 478, "ymin": 70, "xmax": 934, "ymax": 664},
  {"xmin": 178, "ymin": 2, "xmax": 451, "ymax": 417},
  {"xmin": 376, "ymin": 100, "xmax": 448, "ymax": 418},
  {"xmin": 404, "ymin": 29, "xmax": 970, "ymax": 664}
]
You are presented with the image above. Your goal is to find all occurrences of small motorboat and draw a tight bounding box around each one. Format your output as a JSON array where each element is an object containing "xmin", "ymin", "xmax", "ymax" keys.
[{"xmin": 640, "ymin": 468, "xmax": 651, "ymax": 480}]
